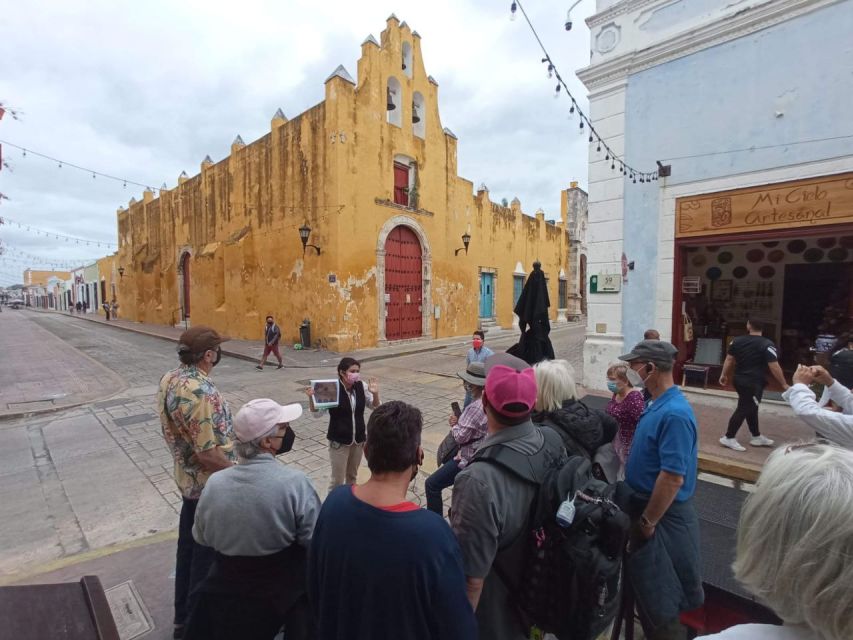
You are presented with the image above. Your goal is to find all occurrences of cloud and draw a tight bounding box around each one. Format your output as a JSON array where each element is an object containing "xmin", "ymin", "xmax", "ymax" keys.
[{"xmin": 0, "ymin": 0, "xmax": 595, "ymax": 281}]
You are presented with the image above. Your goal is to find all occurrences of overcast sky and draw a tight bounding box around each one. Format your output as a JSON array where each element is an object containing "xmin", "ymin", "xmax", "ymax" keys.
[{"xmin": 0, "ymin": 0, "xmax": 595, "ymax": 285}]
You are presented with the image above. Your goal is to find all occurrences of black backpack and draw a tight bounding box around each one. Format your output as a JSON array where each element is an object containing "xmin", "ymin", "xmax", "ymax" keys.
[{"xmin": 469, "ymin": 427, "xmax": 630, "ymax": 640}]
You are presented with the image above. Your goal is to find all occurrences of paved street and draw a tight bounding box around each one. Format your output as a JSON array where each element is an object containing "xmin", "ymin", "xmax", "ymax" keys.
[{"xmin": 0, "ymin": 311, "xmax": 585, "ymax": 581}]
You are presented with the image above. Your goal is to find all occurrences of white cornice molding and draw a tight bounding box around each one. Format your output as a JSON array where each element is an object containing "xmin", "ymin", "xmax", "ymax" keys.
[
  {"xmin": 586, "ymin": 0, "xmax": 664, "ymax": 28},
  {"xmin": 579, "ymin": 0, "xmax": 843, "ymax": 89}
]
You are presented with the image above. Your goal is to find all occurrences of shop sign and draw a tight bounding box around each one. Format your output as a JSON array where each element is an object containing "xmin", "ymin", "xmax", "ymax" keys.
[
  {"xmin": 590, "ymin": 273, "xmax": 620, "ymax": 293},
  {"xmin": 676, "ymin": 172, "xmax": 853, "ymax": 238}
]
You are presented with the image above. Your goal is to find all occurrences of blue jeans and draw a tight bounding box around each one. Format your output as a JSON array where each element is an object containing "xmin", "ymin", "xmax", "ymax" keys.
[
  {"xmin": 425, "ymin": 459, "xmax": 462, "ymax": 515},
  {"xmin": 175, "ymin": 497, "xmax": 215, "ymax": 626}
]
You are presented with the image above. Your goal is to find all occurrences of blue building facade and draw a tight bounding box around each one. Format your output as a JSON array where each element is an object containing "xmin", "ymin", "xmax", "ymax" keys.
[{"xmin": 579, "ymin": 0, "xmax": 853, "ymax": 389}]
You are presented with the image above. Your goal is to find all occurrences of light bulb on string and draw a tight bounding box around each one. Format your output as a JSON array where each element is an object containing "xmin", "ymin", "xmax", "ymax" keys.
[
  {"xmin": 588, "ymin": 133, "xmax": 593, "ymax": 143},
  {"xmin": 569, "ymin": 102, "xmax": 575, "ymax": 114},
  {"xmin": 554, "ymin": 83, "xmax": 561, "ymax": 98},
  {"xmin": 597, "ymin": 141, "xmax": 602, "ymax": 152},
  {"xmin": 22, "ymin": 149, "xmax": 26, "ymax": 158},
  {"xmin": 547, "ymin": 64, "xmax": 554, "ymax": 79},
  {"xmin": 579, "ymin": 120, "xmax": 584, "ymax": 132},
  {"xmin": 611, "ymin": 161, "xmax": 615, "ymax": 170},
  {"xmin": 58, "ymin": 162, "xmax": 62, "ymax": 168},
  {"xmin": 510, "ymin": 1, "xmax": 517, "ymax": 20}
]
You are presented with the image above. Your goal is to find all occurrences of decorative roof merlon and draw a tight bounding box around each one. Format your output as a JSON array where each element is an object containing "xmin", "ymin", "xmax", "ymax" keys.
[
  {"xmin": 272, "ymin": 108, "xmax": 286, "ymax": 120},
  {"xmin": 202, "ymin": 155, "xmax": 213, "ymax": 164},
  {"xmin": 324, "ymin": 64, "xmax": 356, "ymax": 86},
  {"xmin": 443, "ymin": 127, "xmax": 457, "ymax": 139},
  {"xmin": 412, "ymin": 30, "xmax": 421, "ymax": 38},
  {"xmin": 179, "ymin": 170, "xmax": 188, "ymax": 178},
  {"xmin": 428, "ymin": 75, "xmax": 438, "ymax": 86},
  {"xmin": 387, "ymin": 13, "xmax": 399, "ymax": 22},
  {"xmin": 400, "ymin": 21, "xmax": 408, "ymax": 29},
  {"xmin": 478, "ymin": 183, "xmax": 489, "ymax": 192},
  {"xmin": 361, "ymin": 34, "xmax": 379, "ymax": 47},
  {"xmin": 233, "ymin": 135, "xmax": 245, "ymax": 146},
  {"xmin": 161, "ymin": 183, "xmax": 168, "ymax": 190}
]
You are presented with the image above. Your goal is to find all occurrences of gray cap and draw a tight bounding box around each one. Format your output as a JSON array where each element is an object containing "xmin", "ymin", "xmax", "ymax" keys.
[
  {"xmin": 458, "ymin": 361, "xmax": 486, "ymax": 386},
  {"xmin": 484, "ymin": 352, "xmax": 531, "ymax": 375},
  {"xmin": 619, "ymin": 340, "xmax": 679, "ymax": 365}
]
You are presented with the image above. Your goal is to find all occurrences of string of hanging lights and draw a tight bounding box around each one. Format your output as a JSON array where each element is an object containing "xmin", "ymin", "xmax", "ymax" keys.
[
  {"xmin": 509, "ymin": 0, "xmax": 667, "ymax": 183},
  {"xmin": 0, "ymin": 139, "xmax": 157, "ymax": 190},
  {"xmin": 0, "ymin": 216, "xmax": 117, "ymax": 247}
]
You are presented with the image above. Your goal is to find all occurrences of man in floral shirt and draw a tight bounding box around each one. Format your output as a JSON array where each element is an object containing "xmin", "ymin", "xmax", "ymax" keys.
[{"xmin": 158, "ymin": 325, "xmax": 236, "ymax": 639}]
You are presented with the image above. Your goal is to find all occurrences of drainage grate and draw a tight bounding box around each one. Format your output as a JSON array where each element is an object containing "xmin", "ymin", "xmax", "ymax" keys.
[
  {"xmin": 7, "ymin": 399, "xmax": 56, "ymax": 411},
  {"xmin": 105, "ymin": 580, "xmax": 154, "ymax": 640},
  {"xmin": 113, "ymin": 413, "xmax": 158, "ymax": 427}
]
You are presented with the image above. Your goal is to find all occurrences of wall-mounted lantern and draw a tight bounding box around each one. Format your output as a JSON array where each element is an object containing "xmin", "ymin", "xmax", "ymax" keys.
[
  {"xmin": 117, "ymin": 266, "xmax": 125, "ymax": 279},
  {"xmin": 299, "ymin": 224, "xmax": 322, "ymax": 256},
  {"xmin": 454, "ymin": 232, "xmax": 471, "ymax": 256}
]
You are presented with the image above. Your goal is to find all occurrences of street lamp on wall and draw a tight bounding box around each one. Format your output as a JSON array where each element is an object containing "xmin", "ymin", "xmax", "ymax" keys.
[
  {"xmin": 454, "ymin": 232, "xmax": 471, "ymax": 256},
  {"xmin": 117, "ymin": 266, "xmax": 125, "ymax": 279},
  {"xmin": 298, "ymin": 224, "xmax": 322, "ymax": 256}
]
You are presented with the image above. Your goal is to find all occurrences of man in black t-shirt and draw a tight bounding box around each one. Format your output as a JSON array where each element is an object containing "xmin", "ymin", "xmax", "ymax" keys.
[{"xmin": 719, "ymin": 319, "xmax": 789, "ymax": 452}]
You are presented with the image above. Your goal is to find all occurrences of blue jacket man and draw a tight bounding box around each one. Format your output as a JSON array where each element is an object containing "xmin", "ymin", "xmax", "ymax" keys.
[{"xmin": 619, "ymin": 340, "xmax": 704, "ymax": 640}]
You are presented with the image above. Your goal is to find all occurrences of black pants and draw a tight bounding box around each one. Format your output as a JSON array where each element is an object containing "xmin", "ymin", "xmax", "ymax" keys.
[
  {"xmin": 726, "ymin": 380, "xmax": 764, "ymax": 438},
  {"xmin": 175, "ymin": 497, "xmax": 215, "ymax": 626}
]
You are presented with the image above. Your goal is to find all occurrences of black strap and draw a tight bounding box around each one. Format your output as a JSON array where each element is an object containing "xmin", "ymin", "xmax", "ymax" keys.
[{"xmin": 468, "ymin": 426, "xmax": 562, "ymax": 486}]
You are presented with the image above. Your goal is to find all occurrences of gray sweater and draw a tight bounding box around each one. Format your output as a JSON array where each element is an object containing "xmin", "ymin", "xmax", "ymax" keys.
[{"xmin": 193, "ymin": 453, "xmax": 320, "ymax": 556}]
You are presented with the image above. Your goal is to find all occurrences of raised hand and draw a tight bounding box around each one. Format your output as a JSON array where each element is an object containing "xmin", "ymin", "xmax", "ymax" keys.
[{"xmin": 368, "ymin": 377, "xmax": 379, "ymax": 394}]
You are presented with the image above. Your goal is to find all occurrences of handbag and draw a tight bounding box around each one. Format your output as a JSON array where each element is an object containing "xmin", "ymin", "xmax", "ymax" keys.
[{"xmin": 436, "ymin": 431, "xmax": 460, "ymax": 467}]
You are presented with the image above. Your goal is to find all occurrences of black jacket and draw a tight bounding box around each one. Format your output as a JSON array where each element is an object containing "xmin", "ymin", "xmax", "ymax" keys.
[
  {"xmin": 532, "ymin": 399, "xmax": 618, "ymax": 459},
  {"xmin": 326, "ymin": 381, "xmax": 366, "ymax": 445}
]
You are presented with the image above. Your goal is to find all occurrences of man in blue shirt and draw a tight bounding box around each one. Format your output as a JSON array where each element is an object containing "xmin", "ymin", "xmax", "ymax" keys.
[
  {"xmin": 308, "ymin": 401, "xmax": 476, "ymax": 640},
  {"xmin": 620, "ymin": 340, "xmax": 703, "ymax": 640},
  {"xmin": 465, "ymin": 331, "xmax": 494, "ymax": 407}
]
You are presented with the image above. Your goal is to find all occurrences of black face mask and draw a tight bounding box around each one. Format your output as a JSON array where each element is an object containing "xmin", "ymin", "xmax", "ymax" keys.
[
  {"xmin": 276, "ymin": 426, "xmax": 295, "ymax": 455},
  {"xmin": 267, "ymin": 321, "xmax": 274, "ymax": 326},
  {"xmin": 212, "ymin": 347, "xmax": 222, "ymax": 367}
]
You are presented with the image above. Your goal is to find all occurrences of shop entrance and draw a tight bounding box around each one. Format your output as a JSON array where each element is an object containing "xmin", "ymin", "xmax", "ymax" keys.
[{"xmin": 674, "ymin": 228, "xmax": 853, "ymax": 390}]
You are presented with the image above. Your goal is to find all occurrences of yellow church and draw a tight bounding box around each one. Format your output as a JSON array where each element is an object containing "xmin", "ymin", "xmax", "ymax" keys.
[{"xmin": 114, "ymin": 16, "xmax": 574, "ymax": 351}]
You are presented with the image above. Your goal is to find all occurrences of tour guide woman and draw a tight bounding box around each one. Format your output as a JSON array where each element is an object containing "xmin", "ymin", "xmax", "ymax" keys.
[{"xmin": 305, "ymin": 357, "xmax": 380, "ymax": 494}]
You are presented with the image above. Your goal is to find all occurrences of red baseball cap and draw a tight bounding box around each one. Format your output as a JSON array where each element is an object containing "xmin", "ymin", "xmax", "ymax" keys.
[{"xmin": 484, "ymin": 353, "xmax": 537, "ymax": 418}]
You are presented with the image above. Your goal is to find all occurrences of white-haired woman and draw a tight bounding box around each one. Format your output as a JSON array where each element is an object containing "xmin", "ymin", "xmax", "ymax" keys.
[
  {"xmin": 704, "ymin": 442, "xmax": 853, "ymax": 640},
  {"xmin": 531, "ymin": 359, "xmax": 617, "ymax": 460}
]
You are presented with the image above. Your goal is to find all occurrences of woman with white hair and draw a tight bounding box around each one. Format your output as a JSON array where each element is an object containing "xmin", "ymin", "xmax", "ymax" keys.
[
  {"xmin": 704, "ymin": 442, "xmax": 853, "ymax": 640},
  {"xmin": 531, "ymin": 359, "xmax": 617, "ymax": 460}
]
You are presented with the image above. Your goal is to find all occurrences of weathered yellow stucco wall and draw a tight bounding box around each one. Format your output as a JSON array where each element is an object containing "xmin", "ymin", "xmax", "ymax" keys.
[
  {"xmin": 115, "ymin": 16, "xmax": 570, "ymax": 351},
  {"xmin": 96, "ymin": 254, "xmax": 120, "ymax": 317}
]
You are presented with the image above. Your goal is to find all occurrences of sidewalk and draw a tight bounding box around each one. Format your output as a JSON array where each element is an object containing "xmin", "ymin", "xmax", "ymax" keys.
[
  {"xmin": 24, "ymin": 307, "xmax": 583, "ymax": 367},
  {"xmin": 0, "ymin": 311, "xmax": 127, "ymax": 418}
]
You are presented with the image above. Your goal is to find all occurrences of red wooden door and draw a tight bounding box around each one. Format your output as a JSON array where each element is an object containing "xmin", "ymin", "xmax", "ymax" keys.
[
  {"xmin": 393, "ymin": 162, "xmax": 409, "ymax": 206},
  {"xmin": 385, "ymin": 226, "xmax": 423, "ymax": 340}
]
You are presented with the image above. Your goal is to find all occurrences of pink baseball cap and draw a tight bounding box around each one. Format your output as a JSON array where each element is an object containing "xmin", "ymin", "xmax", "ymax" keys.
[
  {"xmin": 234, "ymin": 398, "xmax": 303, "ymax": 443},
  {"xmin": 484, "ymin": 353, "xmax": 537, "ymax": 418}
]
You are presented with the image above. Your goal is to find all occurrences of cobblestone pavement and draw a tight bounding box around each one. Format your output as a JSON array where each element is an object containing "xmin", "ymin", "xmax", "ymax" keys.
[{"xmin": 0, "ymin": 312, "xmax": 585, "ymax": 579}]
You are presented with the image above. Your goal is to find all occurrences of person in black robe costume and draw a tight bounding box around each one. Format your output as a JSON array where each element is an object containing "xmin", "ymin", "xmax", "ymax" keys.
[{"xmin": 507, "ymin": 261, "xmax": 555, "ymax": 365}]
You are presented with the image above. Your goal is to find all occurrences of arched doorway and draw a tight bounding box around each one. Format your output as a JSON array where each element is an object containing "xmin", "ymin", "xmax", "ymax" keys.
[
  {"xmin": 179, "ymin": 252, "xmax": 191, "ymax": 319},
  {"xmin": 384, "ymin": 226, "xmax": 423, "ymax": 341}
]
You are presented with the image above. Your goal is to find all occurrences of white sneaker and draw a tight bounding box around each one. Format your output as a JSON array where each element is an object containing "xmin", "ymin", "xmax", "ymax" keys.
[
  {"xmin": 750, "ymin": 435, "xmax": 775, "ymax": 447},
  {"xmin": 719, "ymin": 436, "xmax": 746, "ymax": 452}
]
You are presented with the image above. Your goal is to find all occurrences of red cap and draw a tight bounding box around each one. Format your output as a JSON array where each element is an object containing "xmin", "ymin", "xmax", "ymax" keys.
[{"xmin": 484, "ymin": 354, "xmax": 537, "ymax": 418}]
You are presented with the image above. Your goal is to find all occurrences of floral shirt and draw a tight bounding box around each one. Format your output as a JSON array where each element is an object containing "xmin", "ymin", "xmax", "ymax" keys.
[
  {"xmin": 158, "ymin": 365, "xmax": 236, "ymax": 499},
  {"xmin": 606, "ymin": 389, "xmax": 645, "ymax": 465}
]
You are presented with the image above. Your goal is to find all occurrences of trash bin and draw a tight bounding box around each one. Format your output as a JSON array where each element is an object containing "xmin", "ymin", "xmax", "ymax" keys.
[{"xmin": 299, "ymin": 319, "xmax": 311, "ymax": 349}]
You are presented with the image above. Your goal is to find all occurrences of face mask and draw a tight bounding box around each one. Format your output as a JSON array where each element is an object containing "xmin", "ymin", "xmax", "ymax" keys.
[
  {"xmin": 267, "ymin": 320, "xmax": 273, "ymax": 326},
  {"xmin": 606, "ymin": 380, "xmax": 619, "ymax": 394},
  {"xmin": 211, "ymin": 347, "xmax": 222, "ymax": 367},
  {"xmin": 473, "ymin": 339, "xmax": 484, "ymax": 350},
  {"xmin": 346, "ymin": 372, "xmax": 360, "ymax": 384},
  {"xmin": 626, "ymin": 364, "xmax": 649, "ymax": 389},
  {"xmin": 276, "ymin": 426, "xmax": 295, "ymax": 455}
]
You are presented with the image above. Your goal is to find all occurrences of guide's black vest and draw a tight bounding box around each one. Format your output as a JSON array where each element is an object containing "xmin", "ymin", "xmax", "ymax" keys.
[{"xmin": 327, "ymin": 381, "xmax": 366, "ymax": 445}]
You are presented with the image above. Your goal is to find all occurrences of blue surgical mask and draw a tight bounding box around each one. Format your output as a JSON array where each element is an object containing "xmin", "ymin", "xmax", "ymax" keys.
[{"xmin": 606, "ymin": 381, "xmax": 619, "ymax": 394}]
